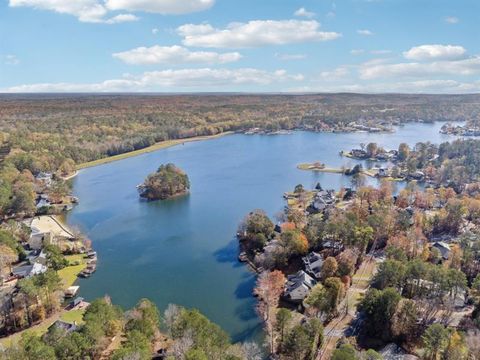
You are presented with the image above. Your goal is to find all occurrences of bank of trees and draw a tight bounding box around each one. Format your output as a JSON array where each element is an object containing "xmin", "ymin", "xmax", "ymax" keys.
[
  {"xmin": 1, "ymin": 298, "xmax": 259, "ymax": 360},
  {"xmin": 139, "ymin": 164, "xmax": 190, "ymax": 201}
]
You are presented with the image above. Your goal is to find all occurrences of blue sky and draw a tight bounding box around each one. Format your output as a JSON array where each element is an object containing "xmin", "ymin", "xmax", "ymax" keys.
[{"xmin": 0, "ymin": 0, "xmax": 479, "ymax": 93}]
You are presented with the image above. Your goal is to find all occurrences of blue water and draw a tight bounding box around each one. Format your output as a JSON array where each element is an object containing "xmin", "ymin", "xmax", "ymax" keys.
[{"xmin": 66, "ymin": 122, "xmax": 459, "ymax": 342}]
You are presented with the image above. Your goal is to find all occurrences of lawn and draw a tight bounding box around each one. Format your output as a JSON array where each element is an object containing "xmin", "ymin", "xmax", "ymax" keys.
[
  {"xmin": 0, "ymin": 316, "xmax": 58, "ymax": 348},
  {"xmin": 57, "ymin": 254, "xmax": 87, "ymax": 289},
  {"xmin": 0, "ymin": 309, "xmax": 86, "ymax": 348},
  {"xmin": 60, "ymin": 309, "xmax": 85, "ymax": 325}
]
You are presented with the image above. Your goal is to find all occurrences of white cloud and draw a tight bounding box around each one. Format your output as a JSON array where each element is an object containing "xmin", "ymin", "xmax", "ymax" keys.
[
  {"xmin": 105, "ymin": 13, "xmax": 139, "ymax": 24},
  {"xmin": 105, "ymin": 0, "xmax": 214, "ymax": 14},
  {"xmin": 357, "ymin": 29, "xmax": 374, "ymax": 36},
  {"xmin": 403, "ymin": 44, "xmax": 466, "ymax": 61},
  {"xmin": 4, "ymin": 55, "xmax": 20, "ymax": 65},
  {"xmin": 359, "ymin": 56, "xmax": 480, "ymax": 79},
  {"xmin": 113, "ymin": 45, "xmax": 241, "ymax": 65},
  {"xmin": 152, "ymin": 28, "xmax": 159, "ymax": 35},
  {"xmin": 9, "ymin": 0, "xmax": 213, "ymax": 23},
  {"xmin": 9, "ymin": 0, "xmax": 108, "ymax": 22},
  {"xmin": 4, "ymin": 68, "xmax": 303, "ymax": 92},
  {"xmin": 294, "ymin": 7, "xmax": 315, "ymax": 18},
  {"xmin": 275, "ymin": 53, "xmax": 307, "ymax": 60},
  {"xmin": 445, "ymin": 16, "xmax": 459, "ymax": 24},
  {"xmin": 177, "ymin": 20, "xmax": 341, "ymax": 48}
]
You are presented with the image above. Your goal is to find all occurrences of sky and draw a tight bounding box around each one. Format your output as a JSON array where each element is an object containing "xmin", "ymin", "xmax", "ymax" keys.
[{"xmin": 0, "ymin": 0, "xmax": 479, "ymax": 93}]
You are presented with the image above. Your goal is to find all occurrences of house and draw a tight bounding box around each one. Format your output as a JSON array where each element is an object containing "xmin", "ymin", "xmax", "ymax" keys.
[
  {"xmin": 376, "ymin": 153, "xmax": 388, "ymax": 161},
  {"xmin": 322, "ymin": 240, "xmax": 343, "ymax": 251},
  {"xmin": 35, "ymin": 172, "xmax": 53, "ymax": 187},
  {"xmin": 432, "ymin": 241, "xmax": 451, "ymax": 260},
  {"xmin": 49, "ymin": 319, "xmax": 78, "ymax": 333},
  {"xmin": 302, "ymin": 252, "xmax": 324, "ymax": 279},
  {"xmin": 11, "ymin": 262, "xmax": 47, "ymax": 279},
  {"xmin": 351, "ymin": 149, "xmax": 368, "ymax": 159},
  {"xmin": 409, "ymin": 171, "xmax": 425, "ymax": 181},
  {"xmin": 284, "ymin": 270, "xmax": 316, "ymax": 303},
  {"xmin": 36, "ymin": 194, "xmax": 51, "ymax": 209},
  {"xmin": 28, "ymin": 231, "xmax": 53, "ymax": 250},
  {"xmin": 30, "ymin": 250, "xmax": 47, "ymax": 266},
  {"xmin": 380, "ymin": 343, "xmax": 419, "ymax": 360},
  {"xmin": 308, "ymin": 190, "xmax": 335, "ymax": 213}
]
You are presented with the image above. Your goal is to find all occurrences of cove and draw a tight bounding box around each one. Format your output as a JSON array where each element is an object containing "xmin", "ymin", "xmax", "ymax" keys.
[{"xmin": 66, "ymin": 121, "xmax": 459, "ymax": 342}]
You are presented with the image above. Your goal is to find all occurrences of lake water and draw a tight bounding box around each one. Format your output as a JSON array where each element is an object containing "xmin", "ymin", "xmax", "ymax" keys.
[{"xmin": 66, "ymin": 122, "xmax": 459, "ymax": 342}]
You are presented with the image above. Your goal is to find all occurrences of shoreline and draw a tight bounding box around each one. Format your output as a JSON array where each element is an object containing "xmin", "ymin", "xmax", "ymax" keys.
[
  {"xmin": 74, "ymin": 120, "xmax": 458, "ymax": 171},
  {"xmin": 76, "ymin": 132, "xmax": 233, "ymax": 170}
]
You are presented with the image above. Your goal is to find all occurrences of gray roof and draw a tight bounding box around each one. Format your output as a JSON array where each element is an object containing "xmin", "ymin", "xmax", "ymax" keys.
[{"xmin": 285, "ymin": 270, "xmax": 316, "ymax": 293}]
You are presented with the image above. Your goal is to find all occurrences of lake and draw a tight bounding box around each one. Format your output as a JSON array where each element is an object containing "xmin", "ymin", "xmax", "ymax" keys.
[{"xmin": 66, "ymin": 121, "xmax": 459, "ymax": 342}]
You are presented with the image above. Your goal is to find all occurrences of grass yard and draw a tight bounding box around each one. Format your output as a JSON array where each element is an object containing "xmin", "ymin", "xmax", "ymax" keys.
[
  {"xmin": 0, "ymin": 308, "xmax": 86, "ymax": 348},
  {"xmin": 0, "ymin": 315, "xmax": 59, "ymax": 348},
  {"xmin": 60, "ymin": 309, "xmax": 86, "ymax": 325},
  {"xmin": 57, "ymin": 254, "xmax": 87, "ymax": 289}
]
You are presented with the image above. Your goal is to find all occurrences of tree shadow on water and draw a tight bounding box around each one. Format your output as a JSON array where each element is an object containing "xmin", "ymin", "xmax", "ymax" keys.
[
  {"xmin": 231, "ymin": 321, "xmax": 264, "ymax": 344},
  {"xmin": 213, "ymin": 237, "xmax": 243, "ymax": 268},
  {"xmin": 234, "ymin": 276, "xmax": 258, "ymax": 322}
]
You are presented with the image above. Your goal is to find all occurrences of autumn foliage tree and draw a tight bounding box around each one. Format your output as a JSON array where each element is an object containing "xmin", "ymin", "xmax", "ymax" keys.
[{"xmin": 254, "ymin": 270, "xmax": 286, "ymax": 354}]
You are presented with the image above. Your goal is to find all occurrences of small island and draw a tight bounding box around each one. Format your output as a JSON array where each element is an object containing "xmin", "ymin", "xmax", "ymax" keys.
[{"xmin": 138, "ymin": 163, "xmax": 190, "ymax": 200}]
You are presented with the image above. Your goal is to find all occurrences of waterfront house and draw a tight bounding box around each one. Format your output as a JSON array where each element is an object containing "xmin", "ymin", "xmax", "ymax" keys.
[
  {"xmin": 302, "ymin": 252, "xmax": 324, "ymax": 279},
  {"xmin": 351, "ymin": 149, "xmax": 368, "ymax": 159},
  {"xmin": 49, "ymin": 319, "xmax": 78, "ymax": 333},
  {"xmin": 308, "ymin": 190, "xmax": 335, "ymax": 214},
  {"xmin": 11, "ymin": 262, "xmax": 47, "ymax": 279},
  {"xmin": 284, "ymin": 270, "xmax": 316, "ymax": 303}
]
